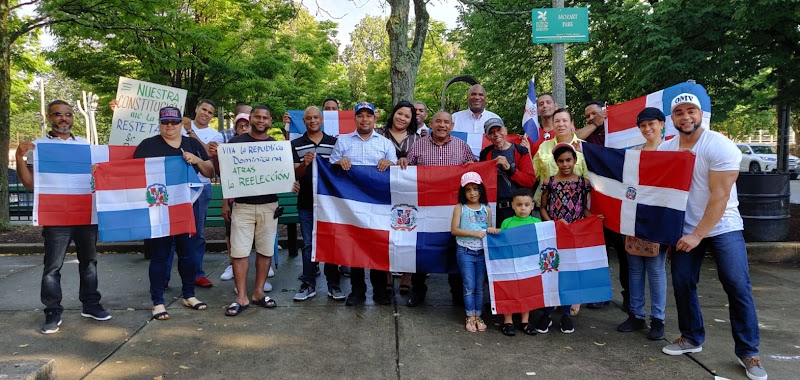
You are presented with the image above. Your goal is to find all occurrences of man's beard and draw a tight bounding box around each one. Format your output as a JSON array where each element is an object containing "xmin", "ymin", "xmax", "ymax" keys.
[
  {"xmin": 677, "ymin": 121, "xmax": 700, "ymax": 135},
  {"xmin": 51, "ymin": 121, "xmax": 72, "ymax": 134}
]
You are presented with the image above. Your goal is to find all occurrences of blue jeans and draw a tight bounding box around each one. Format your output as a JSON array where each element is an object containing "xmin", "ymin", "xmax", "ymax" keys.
[
  {"xmin": 41, "ymin": 225, "xmax": 102, "ymax": 314},
  {"xmin": 148, "ymin": 234, "xmax": 195, "ymax": 305},
  {"xmin": 456, "ymin": 245, "xmax": 486, "ymax": 317},
  {"xmin": 299, "ymin": 210, "xmax": 339, "ymax": 289},
  {"xmin": 188, "ymin": 184, "xmax": 212, "ymax": 279},
  {"xmin": 627, "ymin": 246, "xmax": 667, "ymax": 321},
  {"xmin": 671, "ymin": 230, "xmax": 760, "ymax": 358}
]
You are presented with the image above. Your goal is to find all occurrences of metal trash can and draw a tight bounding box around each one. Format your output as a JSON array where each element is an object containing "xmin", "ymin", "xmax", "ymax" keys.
[{"xmin": 736, "ymin": 173, "xmax": 790, "ymax": 242}]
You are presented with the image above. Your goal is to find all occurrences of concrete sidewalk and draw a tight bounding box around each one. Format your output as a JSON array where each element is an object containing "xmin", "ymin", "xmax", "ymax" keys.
[{"xmin": 0, "ymin": 249, "xmax": 796, "ymax": 380}]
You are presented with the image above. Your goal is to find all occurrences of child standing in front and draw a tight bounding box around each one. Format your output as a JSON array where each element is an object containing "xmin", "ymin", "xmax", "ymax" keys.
[
  {"xmin": 451, "ymin": 172, "xmax": 498, "ymax": 333},
  {"xmin": 498, "ymin": 188, "xmax": 542, "ymax": 336},
  {"xmin": 538, "ymin": 142, "xmax": 594, "ymax": 334}
]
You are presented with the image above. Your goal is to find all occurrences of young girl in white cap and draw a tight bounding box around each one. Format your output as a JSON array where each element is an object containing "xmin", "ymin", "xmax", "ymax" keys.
[{"xmin": 450, "ymin": 171, "xmax": 499, "ymax": 332}]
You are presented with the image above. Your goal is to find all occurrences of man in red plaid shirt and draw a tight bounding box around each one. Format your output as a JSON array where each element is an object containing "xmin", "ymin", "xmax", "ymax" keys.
[{"xmin": 402, "ymin": 111, "xmax": 475, "ymax": 308}]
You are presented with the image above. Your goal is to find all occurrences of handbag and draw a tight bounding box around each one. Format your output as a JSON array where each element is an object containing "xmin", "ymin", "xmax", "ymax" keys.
[{"xmin": 625, "ymin": 235, "xmax": 660, "ymax": 257}]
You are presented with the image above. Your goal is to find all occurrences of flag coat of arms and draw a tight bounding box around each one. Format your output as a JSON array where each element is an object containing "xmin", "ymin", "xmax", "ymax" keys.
[
  {"xmin": 312, "ymin": 158, "xmax": 497, "ymax": 273},
  {"xmin": 288, "ymin": 110, "xmax": 356, "ymax": 140},
  {"xmin": 485, "ymin": 217, "xmax": 611, "ymax": 315},
  {"xmin": 33, "ymin": 143, "xmax": 136, "ymax": 226},
  {"xmin": 605, "ymin": 82, "xmax": 712, "ymax": 149},
  {"xmin": 583, "ymin": 143, "xmax": 695, "ymax": 245},
  {"xmin": 93, "ymin": 156, "xmax": 203, "ymax": 242}
]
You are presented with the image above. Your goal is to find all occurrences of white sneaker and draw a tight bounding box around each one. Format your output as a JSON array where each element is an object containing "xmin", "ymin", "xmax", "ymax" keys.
[
  {"xmin": 268, "ymin": 267, "xmax": 275, "ymax": 278},
  {"xmin": 277, "ymin": 245, "xmax": 283, "ymax": 250},
  {"xmin": 263, "ymin": 282, "xmax": 273, "ymax": 292},
  {"xmin": 220, "ymin": 265, "xmax": 234, "ymax": 281}
]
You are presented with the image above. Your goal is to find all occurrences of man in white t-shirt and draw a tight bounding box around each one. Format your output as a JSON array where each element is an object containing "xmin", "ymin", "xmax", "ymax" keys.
[
  {"xmin": 451, "ymin": 84, "xmax": 499, "ymax": 157},
  {"xmin": 658, "ymin": 91, "xmax": 766, "ymax": 380},
  {"xmin": 180, "ymin": 99, "xmax": 218, "ymax": 288}
]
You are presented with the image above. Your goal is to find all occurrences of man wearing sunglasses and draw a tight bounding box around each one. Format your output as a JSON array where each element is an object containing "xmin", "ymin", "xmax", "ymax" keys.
[{"xmin": 15, "ymin": 100, "xmax": 113, "ymax": 334}]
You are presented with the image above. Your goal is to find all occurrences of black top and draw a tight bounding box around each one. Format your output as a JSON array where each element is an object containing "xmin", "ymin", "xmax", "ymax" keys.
[
  {"xmin": 134, "ymin": 135, "xmax": 208, "ymax": 161},
  {"xmin": 291, "ymin": 132, "xmax": 337, "ymax": 210},
  {"xmin": 227, "ymin": 133, "xmax": 279, "ymax": 204}
]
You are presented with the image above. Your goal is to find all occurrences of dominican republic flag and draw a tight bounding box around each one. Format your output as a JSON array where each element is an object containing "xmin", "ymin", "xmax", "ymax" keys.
[
  {"xmin": 33, "ymin": 144, "xmax": 136, "ymax": 226},
  {"xmin": 521, "ymin": 77, "xmax": 539, "ymax": 142},
  {"xmin": 605, "ymin": 81, "xmax": 712, "ymax": 149},
  {"xmin": 583, "ymin": 143, "xmax": 695, "ymax": 246},
  {"xmin": 312, "ymin": 158, "xmax": 498, "ymax": 273},
  {"xmin": 288, "ymin": 110, "xmax": 356, "ymax": 140},
  {"xmin": 93, "ymin": 156, "xmax": 203, "ymax": 242},
  {"xmin": 486, "ymin": 216, "xmax": 611, "ymax": 315}
]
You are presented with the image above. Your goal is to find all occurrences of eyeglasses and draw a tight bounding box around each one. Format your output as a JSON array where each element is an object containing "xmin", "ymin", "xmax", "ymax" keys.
[
  {"xmin": 161, "ymin": 120, "xmax": 182, "ymax": 126},
  {"xmin": 50, "ymin": 112, "xmax": 74, "ymax": 118}
]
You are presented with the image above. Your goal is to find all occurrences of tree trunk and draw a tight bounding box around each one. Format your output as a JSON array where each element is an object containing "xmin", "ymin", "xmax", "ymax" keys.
[
  {"xmin": 1, "ymin": 0, "xmax": 12, "ymax": 227},
  {"xmin": 387, "ymin": 0, "xmax": 429, "ymax": 105}
]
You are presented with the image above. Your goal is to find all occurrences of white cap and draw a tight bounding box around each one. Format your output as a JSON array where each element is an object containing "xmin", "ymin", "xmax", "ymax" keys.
[
  {"xmin": 670, "ymin": 93, "xmax": 702, "ymax": 112},
  {"xmin": 460, "ymin": 171, "xmax": 483, "ymax": 187}
]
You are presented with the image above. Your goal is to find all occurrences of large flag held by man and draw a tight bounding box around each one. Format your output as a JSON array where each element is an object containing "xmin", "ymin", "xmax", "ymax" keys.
[
  {"xmin": 288, "ymin": 110, "xmax": 356, "ymax": 140},
  {"xmin": 605, "ymin": 81, "xmax": 712, "ymax": 149},
  {"xmin": 33, "ymin": 144, "xmax": 136, "ymax": 226},
  {"xmin": 312, "ymin": 158, "xmax": 497, "ymax": 273},
  {"xmin": 93, "ymin": 156, "xmax": 203, "ymax": 242},
  {"xmin": 583, "ymin": 143, "xmax": 695, "ymax": 246},
  {"xmin": 485, "ymin": 216, "xmax": 611, "ymax": 315}
]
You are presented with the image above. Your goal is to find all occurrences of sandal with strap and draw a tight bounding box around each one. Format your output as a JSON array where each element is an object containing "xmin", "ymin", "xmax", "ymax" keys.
[
  {"xmin": 522, "ymin": 322, "xmax": 537, "ymax": 335},
  {"xmin": 252, "ymin": 296, "xmax": 277, "ymax": 309},
  {"xmin": 182, "ymin": 297, "xmax": 207, "ymax": 310},
  {"xmin": 465, "ymin": 316, "xmax": 477, "ymax": 332},
  {"xmin": 225, "ymin": 302, "xmax": 250, "ymax": 316},
  {"xmin": 501, "ymin": 323, "xmax": 516, "ymax": 337},
  {"xmin": 151, "ymin": 304, "xmax": 169, "ymax": 321},
  {"xmin": 474, "ymin": 317, "xmax": 487, "ymax": 332}
]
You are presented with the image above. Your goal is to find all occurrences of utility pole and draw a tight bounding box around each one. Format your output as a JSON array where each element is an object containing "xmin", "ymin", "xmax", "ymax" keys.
[{"xmin": 552, "ymin": 0, "xmax": 566, "ymax": 108}]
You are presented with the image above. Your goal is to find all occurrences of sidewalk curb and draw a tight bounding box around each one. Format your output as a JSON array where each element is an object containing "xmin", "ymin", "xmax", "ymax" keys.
[{"xmin": 1, "ymin": 240, "xmax": 799, "ymax": 263}]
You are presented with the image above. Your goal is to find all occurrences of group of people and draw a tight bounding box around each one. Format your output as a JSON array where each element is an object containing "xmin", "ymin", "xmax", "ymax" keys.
[{"xmin": 14, "ymin": 82, "xmax": 766, "ymax": 380}]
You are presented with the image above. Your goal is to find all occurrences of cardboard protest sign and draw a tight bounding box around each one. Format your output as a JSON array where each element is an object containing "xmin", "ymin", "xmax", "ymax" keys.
[
  {"xmin": 109, "ymin": 77, "xmax": 188, "ymax": 146},
  {"xmin": 218, "ymin": 141, "xmax": 295, "ymax": 198}
]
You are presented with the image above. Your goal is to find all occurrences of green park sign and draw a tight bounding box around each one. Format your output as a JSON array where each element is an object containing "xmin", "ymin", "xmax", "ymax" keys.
[{"xmin": 532, "ymin": 7, "xmax": 589, "ymax": 44}]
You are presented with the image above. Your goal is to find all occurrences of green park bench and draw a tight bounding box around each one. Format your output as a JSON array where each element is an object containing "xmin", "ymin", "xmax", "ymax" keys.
[
  {"xmin": 207, "ymin": 185, "xmax": 300, "ymax": 256},
  {"xmin": 8, "ymin": 183, "xmax": 33, "ymax": 218}
]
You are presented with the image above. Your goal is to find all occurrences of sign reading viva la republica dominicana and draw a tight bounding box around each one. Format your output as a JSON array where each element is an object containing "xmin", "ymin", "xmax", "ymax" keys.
[
  {"xmin": 109, "ymin": 77, "xmax": 188, "ymax": 146},
  {"xmin": 532, "ymin": 7, "xmax": 589, "ymax": 44},
  {"xmin": 217, "ymin": 141, "xmax": 296, "ymax": 199}
]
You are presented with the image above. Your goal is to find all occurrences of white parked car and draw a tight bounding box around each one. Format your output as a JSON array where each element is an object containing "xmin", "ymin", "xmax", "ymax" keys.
[{"xmin": 736, "ymin": 144, "xmax": 798, "ymax": 179}]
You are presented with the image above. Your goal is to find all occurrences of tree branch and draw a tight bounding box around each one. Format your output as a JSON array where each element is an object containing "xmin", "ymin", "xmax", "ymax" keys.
[
  {"xmin": 456, "ymin": 0, "xmax": 529, "ymax": 15},
  {"xmin": 9, "ymin": 0, "xmax": 41, "ymax": 12}
]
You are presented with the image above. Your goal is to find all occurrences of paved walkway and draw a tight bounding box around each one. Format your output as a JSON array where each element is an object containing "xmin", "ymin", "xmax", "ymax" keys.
[{"xmin": 0, "ymin": 249, "xmax": 796, "ymax": 379}]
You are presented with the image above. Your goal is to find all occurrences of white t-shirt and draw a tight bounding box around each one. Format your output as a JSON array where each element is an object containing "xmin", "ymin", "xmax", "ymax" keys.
[
  {"xmin": 658, "ymin": 129, "xmax": 743, "ymax": 237},
  {"xmin": 451, "ymin": 109, "xmax": 499, "ymax": 157},
  {"xmin": 181, "ymin": 121, "xmax": 218, "ymax": 184}
]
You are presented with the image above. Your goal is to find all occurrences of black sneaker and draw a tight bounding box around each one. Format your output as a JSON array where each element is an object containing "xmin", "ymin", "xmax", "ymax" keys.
[
  {"xmin": 617, "ymin": 313, "xmax": 647, "ymax": 332},
  {"xmin": 406, "ymin": 292, "xmax": 425, "ymax": 307},
  {"xmin": 345, "ymin": 293, "xmax": 365, "ymax": 306},
  {"xmin": 560, "ymin": 314, "xmax": 574, "ymax": 334},
  {"xmin": 647, "ymin": 318, "xmax": 665, "ymax": 340},
  {"xmin": 41, "ymin": 312, "xmax": 62, "ymax": 334},
  {"xmin": 535, "ymin": 314, "xmax": 552, "ymax": 334},
  {"xmin": 501, "ymin": 323, "xmax": 516, "ymax": 336},
  {"xmin": 81, "ymin": 307, "xmax": 112, "ymax": 321},
  {"xmin": 372, "ymin": 293, "xmax": 391, "ymax": 305}
]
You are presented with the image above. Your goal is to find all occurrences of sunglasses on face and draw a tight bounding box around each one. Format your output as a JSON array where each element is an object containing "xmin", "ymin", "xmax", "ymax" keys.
[
  {"xmin": 161, "ymin": 120, "xmax": 182, "ymax": 126},
  {"xmin": 50, "ymin": 112, "xmax": 74, "ymax": 118}
]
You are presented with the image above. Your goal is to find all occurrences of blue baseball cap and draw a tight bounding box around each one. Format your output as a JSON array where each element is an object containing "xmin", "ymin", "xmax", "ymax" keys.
[{"xmin": 354, "ymin": 101, "xmax": 375, "ymax": 115}]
